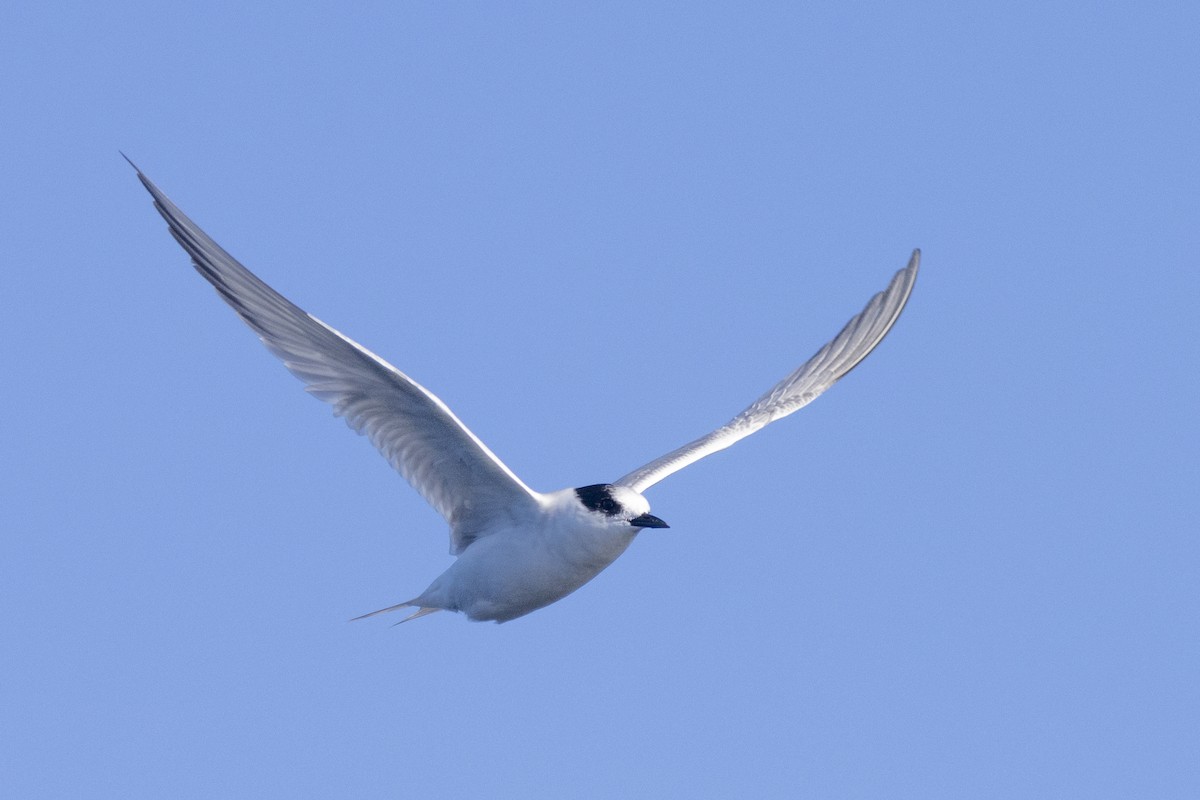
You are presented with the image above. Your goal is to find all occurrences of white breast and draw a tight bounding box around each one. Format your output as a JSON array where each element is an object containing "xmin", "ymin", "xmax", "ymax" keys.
[{"xmin": 413, "ymin": 509, "xmax": 638, "ymax": 622}]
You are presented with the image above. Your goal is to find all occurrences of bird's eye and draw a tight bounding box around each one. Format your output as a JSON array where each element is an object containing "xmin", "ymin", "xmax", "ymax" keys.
[{"xmin": 599, "ymin": 498, "xmax": 617, "ymax": 513}]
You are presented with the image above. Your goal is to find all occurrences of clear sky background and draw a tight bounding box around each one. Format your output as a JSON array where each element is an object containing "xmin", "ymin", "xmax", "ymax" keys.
[{"xmin": 3, "ymin": 2, "xmax": 1198, "ymax": 798}]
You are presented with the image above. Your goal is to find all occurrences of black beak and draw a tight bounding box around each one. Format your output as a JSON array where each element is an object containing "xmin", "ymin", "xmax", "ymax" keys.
[{"xmin": 630, "ymin": 513, "xmax": 670, "ymax": 529}]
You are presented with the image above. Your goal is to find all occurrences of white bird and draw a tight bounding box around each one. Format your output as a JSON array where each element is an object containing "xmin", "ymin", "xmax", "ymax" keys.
[{"xmin": 128, "ymin": 158, "xmax": 919, "ymax": 624}]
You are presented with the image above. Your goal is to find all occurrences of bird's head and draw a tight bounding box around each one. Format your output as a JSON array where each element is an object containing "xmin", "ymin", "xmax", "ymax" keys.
[{"xmin": 573, "ymin": 484, "xmax": 669, "ymax": 529}]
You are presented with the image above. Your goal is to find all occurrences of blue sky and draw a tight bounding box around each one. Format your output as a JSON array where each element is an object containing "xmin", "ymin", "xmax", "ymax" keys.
[{"xmin": 3, "ymin": 2, "xmax": 1198, "ymax": 797}]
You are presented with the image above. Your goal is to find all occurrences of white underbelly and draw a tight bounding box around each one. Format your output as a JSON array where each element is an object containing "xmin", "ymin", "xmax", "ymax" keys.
[{"xmin": 427, "ymin": 526, "xmax": 638, "ymax": 622}]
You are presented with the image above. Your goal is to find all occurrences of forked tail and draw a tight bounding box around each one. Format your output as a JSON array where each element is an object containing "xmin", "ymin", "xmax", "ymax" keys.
[{"xmin": 350, "ymin": 601, "xmax": 443, "ymax": 625}]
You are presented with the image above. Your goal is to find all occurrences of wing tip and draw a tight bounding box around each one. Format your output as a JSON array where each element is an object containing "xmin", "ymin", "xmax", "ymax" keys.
[{"xmin": 903, "ymin": 248, "xmax": 921, "ymax": 283}]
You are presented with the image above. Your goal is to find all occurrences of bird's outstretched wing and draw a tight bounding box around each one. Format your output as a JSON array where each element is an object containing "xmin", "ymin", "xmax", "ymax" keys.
[
  {"xmin": 615, "ymin": 251, "xmax": 919, "ymax": 493},
  {"xmin": 128, "ymin": 159, "xmax": 542, "ymax": 554}
]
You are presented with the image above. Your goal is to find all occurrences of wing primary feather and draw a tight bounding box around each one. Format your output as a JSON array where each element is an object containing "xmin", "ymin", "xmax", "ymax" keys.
[{"xmin": 615, "ymin": 251, "xmax": 919, "ymax": 493}]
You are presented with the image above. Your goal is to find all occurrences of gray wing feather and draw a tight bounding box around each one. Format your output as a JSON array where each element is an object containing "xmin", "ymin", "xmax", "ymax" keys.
[
  {"xmin": 615, "ymin": 251, "xmax": 919, "ymax": 493},
  {"xmin": 130, "ymin": 160, "xmax": 542, "ymax": 554}
]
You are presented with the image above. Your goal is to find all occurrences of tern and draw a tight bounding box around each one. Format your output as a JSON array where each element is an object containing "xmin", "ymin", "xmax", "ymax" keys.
[{"xmin": 128, "ymin": 159, "xmax": 919, "ymax": 624}]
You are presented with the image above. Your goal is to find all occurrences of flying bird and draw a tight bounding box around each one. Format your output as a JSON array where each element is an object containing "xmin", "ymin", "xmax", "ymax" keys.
[{"xmin": 128, "ymin": 158, "xmax": 919, "ymax": 624}]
